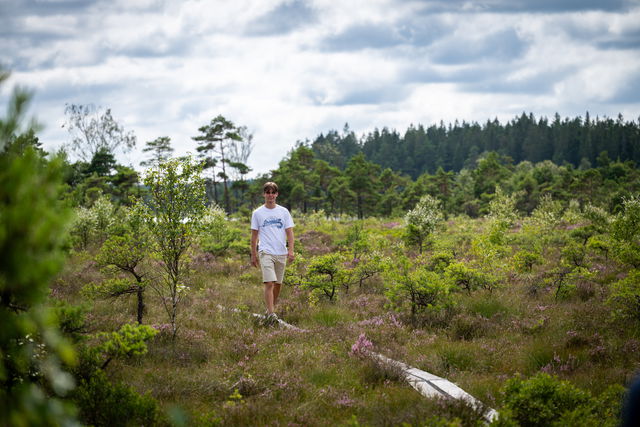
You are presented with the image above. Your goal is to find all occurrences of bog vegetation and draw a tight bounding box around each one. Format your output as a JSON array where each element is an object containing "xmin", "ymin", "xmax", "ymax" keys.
[{"xmin": 2, "ymin": 70, "xmax": 640, "ymax": 426}]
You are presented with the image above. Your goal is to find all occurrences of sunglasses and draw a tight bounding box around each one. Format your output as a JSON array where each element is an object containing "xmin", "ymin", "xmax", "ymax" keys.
[{"xmin": 264, "ymin": 191, "xmax": 277, "ymax": 194}]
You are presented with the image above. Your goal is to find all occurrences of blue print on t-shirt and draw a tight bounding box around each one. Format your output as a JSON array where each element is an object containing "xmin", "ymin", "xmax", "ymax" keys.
[{"xmin": 263, "ymin": 218, "xmax": 284, "ymax": 229}]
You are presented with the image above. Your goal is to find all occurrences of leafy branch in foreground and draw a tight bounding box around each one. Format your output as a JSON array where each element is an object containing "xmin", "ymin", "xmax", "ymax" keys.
[{"xmin": 1, "ymin": 71, "xmax": 77, "ymax": 425}]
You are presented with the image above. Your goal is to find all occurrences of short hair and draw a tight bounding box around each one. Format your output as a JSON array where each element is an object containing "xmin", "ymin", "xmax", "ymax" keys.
[{"xmin": 263, "ymin": 181, "xmax": 278, "ymax": 193}]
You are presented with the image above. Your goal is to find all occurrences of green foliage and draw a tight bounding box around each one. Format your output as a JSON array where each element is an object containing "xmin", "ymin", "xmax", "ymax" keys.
[
  {"xmin": 52, "ymin": 301, "xmax": 89, "ymax": 343},
  {"xmin": 513, "ymin": 249, "xmax": 542, "ymax": 273},
  {"xmin": 94, "ymin": 201, "xmax": 150, "ymax": 323},
  {"xmin": 385, "ymin": 257, "xmax": 453, "ymax": 318},
  {"xmin": 607, "ymin": 269, "xmax": 640, "ymax": 323},
  {"xmin": 528, "ymin": 193, "xmax": 563, "ymax": 230},
  {"xmin": 351, "ymin": 250, "xmax": 385, "ymax": 289},
  {"xmin": 610, "ymin": 195, "xmax": 640, "ymax": 267},
  {"xmin": 69, "ymin": 194, "xmax": 116, "ymax": 248},
  {"xmin": 445, "ymin": 261, "xmax": 496, "ymax": 294},
  {"xmin": 345, "ymin": 153, "xmax": 381, "ymax": 219},
  {"xmin": 1, "ymin": 74, "xmax": 78, "ymax": 425},
  {"xmin": 404, "ymin": 194, "xmax": 444, "ymax": 253},
  {"xmin": 97, "ymin": 323, "xmax": 158, "ymax": 370},
  {"xmin": 427, "ymin": 251, "xmax": 455, "ymax": 273},
  {"xmin": 70, "ymin": 206, "xmax": 97, "ymax": 249},
  {"xmin": 199, "ymin": 203, "xmax": 242, "ymax": 257},
  {"xmin": 193, "ymin": 115, "xmax": 243, "ymax": 212},
  {"xmin": 73, "ymin": 369, "xmax": 162, "ymax": 427},
  {"xmin": 144, "ymin": 157, "xmax": 206, "ymax": 337},
  {"xmin": 339, "ymin": 221, "xmax": 371, "ymax": 260},
  {"xmin": 499, "ymin": 373, "xmax": 623, "ymax": 427},
  {"xmin": 561, "ymin": 240, "xmax": 587, "ymax": 268},
  {"xmin": 486, "ymin": 187, "xmax": 519, "ymax": 245},
  {"xmin": 545, "ymin": 266, "xmax": 594, "ymax": 301},
  {"xmin": 140, "ymin": 136, "xmax": 174, "ymax": 168},
  {"xmin": 302, "ymin": 253, "xmax": 352, "ymax": 301}
]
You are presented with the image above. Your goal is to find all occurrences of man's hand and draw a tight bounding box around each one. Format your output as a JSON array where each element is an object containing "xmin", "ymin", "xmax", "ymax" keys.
[
  {"xmin": 287, "ymin": 250, "xmax": 295, "ymax": 263},
  {"xmin": 251, "ymin": 254, "xmax": 259, "ymax": 268}
]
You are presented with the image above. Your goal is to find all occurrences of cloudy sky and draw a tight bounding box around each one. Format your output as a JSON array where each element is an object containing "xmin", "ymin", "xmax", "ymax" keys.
[{"xmin": 2, "ymin": 0, "xmax": 640, "ymax": 176}]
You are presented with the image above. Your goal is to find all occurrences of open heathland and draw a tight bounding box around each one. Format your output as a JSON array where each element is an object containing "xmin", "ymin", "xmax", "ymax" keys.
[{"xmin": 50, "ymin": 200, "xmax": 639, "ymax": 426}]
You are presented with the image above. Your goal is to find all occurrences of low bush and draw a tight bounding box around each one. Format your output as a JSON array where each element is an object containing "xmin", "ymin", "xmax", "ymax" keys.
[
  {"xmin": 72, "ymin": 369, "xmax": 163, "ymax": 426},
  {"xmin": 498, "ymin": 373, "xmax": 623, "ymax": 426}
]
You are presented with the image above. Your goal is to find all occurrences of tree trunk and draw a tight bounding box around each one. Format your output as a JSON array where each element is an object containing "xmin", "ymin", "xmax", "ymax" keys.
[{"xmin": 137, "ymin": 285, "xmax": 144, "ymax": 324}]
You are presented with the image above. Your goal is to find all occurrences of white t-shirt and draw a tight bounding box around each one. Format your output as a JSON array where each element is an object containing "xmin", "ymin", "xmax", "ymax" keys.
[{"xmin": 251, "ymin": 204, "xmax": 294, "ymax": 255}]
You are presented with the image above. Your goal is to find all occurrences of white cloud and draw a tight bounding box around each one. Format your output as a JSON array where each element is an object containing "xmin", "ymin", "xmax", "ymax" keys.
[{"xmin": 1, "ymin": 0, "xmax": 638, "ymax": 176}]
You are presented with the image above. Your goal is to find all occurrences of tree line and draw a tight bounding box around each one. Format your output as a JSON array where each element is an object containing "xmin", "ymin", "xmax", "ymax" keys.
[
  {"xmin": 311, "ymin": 112, "xmax": 640, "ymax": 179},
  {"xmin": 268, "ymin": 144, "xmax": 639, "ymax": 219},
  {"xmin": 30, "ymin": 103, "xmax": 640, "ymax": 221}
]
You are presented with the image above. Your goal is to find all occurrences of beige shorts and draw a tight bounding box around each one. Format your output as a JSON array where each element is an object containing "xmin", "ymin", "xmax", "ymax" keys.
[{"xmin": 259, "ymin": 251, "xmax": 287, "ymax": 284}]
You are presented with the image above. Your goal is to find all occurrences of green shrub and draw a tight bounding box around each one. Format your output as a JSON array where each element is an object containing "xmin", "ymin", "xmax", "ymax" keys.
[
  {"xmin": 385, "ymin": 258, "xmax": 454, "ymax": 319},
  {"xmin": 499, "ymin": 373, "xmax": 622, "ymax": 427},
  {"xmin": 610, "ymin": 195, "xmax": 640, "ymax": 268},
  {"xmin": 513, "ymin": 249, "xmax": 542, "ymax": 273},
  {"xmin": 445, "ymin": 262, "xmax": 497, "ymax": 294},
  {"xmin": 404, "ymin": 194, "xmax": 444, "ymax": 253},
  {"xmin": 428, "ymin": 250, "xmax": 455, "ymax": 273},
  {"xmin": 302, "ymin": 253, "xmax": 353, "ymax": 301},
  {"xmin": 199, "ymin": 203, "xmax": 242, "ymax": 257},
  {"xmin": 607, "ymin": 269, "xmax": 640, "ymax": 323},
  {"xmin": 73, "ymin": 369, "xmax": 162, "ymax": 426}
]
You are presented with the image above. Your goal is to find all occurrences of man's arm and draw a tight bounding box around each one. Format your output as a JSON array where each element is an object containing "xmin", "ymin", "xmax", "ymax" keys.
[
  {"xmin": 285, "ymin": 227, "xmax": 295, "ymax": 262},
  {"xmin": 250, "ymin": 229, "xmax": 259, "ymax": 267}
]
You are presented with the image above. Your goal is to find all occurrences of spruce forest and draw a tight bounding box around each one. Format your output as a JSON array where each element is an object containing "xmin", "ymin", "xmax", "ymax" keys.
[{"xmin": 3, "ymin": 77, "xmax": 640, "ymax": 426}]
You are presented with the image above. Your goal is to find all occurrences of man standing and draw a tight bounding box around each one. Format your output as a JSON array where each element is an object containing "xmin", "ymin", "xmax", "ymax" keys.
[{"xmin": 251, "ymin": 182, "xmax": 295, "ymax": 325}]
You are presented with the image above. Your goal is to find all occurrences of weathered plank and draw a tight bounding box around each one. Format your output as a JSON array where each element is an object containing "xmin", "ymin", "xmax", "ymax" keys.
[{"xmin": 371, "ymin": 352, "xmax": 499, "ymax": 423}]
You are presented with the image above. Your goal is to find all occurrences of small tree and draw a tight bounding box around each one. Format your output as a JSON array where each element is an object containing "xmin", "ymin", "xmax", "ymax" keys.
[
  {"xmin": 351, "ymin": 251, "xmax": 385, "ymax": 289},
  {"xmin": 96, "ymin": 323, "xmax": 158, "ymax": 370},
  {"xmin": 69, "ymin": 194, "xmax": 115, "ymax": 249},
  {"xmin": 339, "ymin": 221, "xmax": 371, "ymax": 262},
  {"xmin": 404, "ymin": 194, "xmax": 444, "ymax": 254},
  {"xmin": 91, "ymin": 202, "xmax": 151, "ymax": 324},
  {"xmin": 445, "ymin": 261, "xmax": 497, "ymax": 294},
  {"xmin": 143, "ymin": 157, "xmax": 206, "ymax": 339},
  {"xmin": 486, "ymin": 186, "xmax": 519, "ymax": 245},
  {"xmin": 302, "ymin": 253, "xmax": 353, "ymax": 301},
  {"xmin": 385, "ymin": 257, "xmax": 453, "ymax": 320}
]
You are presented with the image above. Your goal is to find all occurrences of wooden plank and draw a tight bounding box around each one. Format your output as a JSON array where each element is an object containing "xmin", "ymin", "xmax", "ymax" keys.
[{"xmin": 371, "ymin": 351, "xmax": 499, "ymax": 423}]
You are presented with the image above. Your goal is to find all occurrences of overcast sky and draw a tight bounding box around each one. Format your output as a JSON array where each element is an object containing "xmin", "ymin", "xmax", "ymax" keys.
[{"xmin": 2, "ymin": 0, "xmax": 640, "ymax": 176}]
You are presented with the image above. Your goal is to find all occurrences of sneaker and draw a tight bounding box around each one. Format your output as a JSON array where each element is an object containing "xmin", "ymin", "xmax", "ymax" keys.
[{"xmin": 263, "ymin": 312, "xmax": 279, "ymax": 326}]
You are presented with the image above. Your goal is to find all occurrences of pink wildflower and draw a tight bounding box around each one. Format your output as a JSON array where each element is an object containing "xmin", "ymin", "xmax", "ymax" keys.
[{"xmin": 350, "ymin": 333, "xmax": 373, "ymax": 358}]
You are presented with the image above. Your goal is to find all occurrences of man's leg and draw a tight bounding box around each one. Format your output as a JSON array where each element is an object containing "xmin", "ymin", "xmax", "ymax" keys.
[
  {"xmin": 272, "ymin": 255, "xmax": 286, "ymax": 309},
  {"xmin": 273, "ymin": 282, "xmax": 282, "ymax": 307},
  {"xmin": 264, "ymin": 281, "xmax": 276, "ymax": 314}
]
